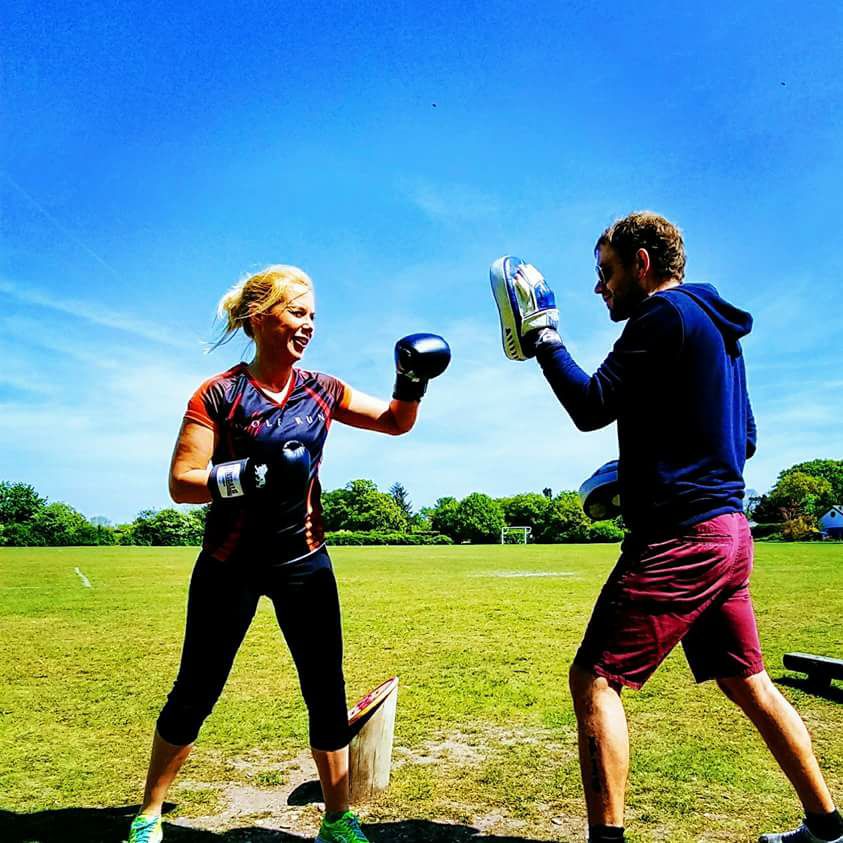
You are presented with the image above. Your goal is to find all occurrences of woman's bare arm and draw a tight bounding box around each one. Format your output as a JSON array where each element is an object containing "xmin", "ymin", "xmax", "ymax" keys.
[
  {"xmin": 169, "ymin": 421, "xmax": 216, "ymax": 503},
  {"xmin": 333, "ymin": 389, "xmax": 418, "ymax": 435}
]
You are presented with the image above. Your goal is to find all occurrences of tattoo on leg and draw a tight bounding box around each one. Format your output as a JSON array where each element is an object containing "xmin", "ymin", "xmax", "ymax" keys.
[{"xmin": 588, "ymin": 735, "xmax": 602, "ymax": 793}]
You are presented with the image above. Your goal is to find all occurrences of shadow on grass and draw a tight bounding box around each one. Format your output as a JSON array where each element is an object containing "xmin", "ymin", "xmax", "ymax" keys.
[
  {"xmin": 776, "ymin": 674, "xmax": 843, "ymax": 703},
  {"xmin": 287, "ymin": 779, "xmax": 323, "ymax": 805},
  {"xmin": 0, "ymin": 807, "xmax": 560, "ymax": 843}
]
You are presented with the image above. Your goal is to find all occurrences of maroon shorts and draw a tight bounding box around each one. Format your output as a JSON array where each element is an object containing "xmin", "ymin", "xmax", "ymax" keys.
[{"xmin": 574, "ymin": 512, "xmax": 764, "ymax": 689}]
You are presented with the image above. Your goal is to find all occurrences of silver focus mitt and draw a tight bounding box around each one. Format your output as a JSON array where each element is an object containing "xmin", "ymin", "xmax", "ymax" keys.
[{"xmin": 489, "ymin": 256, "xmax": 559, "ymax": 360}]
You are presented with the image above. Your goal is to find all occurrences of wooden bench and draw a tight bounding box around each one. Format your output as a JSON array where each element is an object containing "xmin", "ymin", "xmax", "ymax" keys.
[{"xmin": 783, "ymin": 652, "xmax": 843, "ymax": 689}]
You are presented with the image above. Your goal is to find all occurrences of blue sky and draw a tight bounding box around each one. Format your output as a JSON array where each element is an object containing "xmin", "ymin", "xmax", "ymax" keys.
[{"xmin": 2, "ymin": 1, "xmax": 842, "ymax": 523}]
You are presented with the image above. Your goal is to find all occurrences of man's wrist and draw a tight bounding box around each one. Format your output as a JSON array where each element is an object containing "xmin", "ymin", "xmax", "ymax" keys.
[{"xmin": 526, "ymin": 327, "xmax": 564, "ymax": 358}]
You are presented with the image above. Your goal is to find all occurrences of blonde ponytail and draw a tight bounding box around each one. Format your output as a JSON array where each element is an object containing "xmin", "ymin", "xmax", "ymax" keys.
[{"xmin": 209, "ymin": 264, "xmax": 313, "ymax": 351}]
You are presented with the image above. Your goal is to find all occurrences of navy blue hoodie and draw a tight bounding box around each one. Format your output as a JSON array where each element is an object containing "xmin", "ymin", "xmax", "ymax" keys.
[{"xmin": 536, "ymin": 283, "xmax": 756, "ymax": 536}]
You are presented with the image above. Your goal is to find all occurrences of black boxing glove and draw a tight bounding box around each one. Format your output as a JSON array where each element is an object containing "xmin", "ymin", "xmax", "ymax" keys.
[
  {"xmin": 392, "ymin": 333, "xmax": 451, "ymax": 401},
  {"xmin": 208, "ymin": 440, "xmax": 311, "ymax": 502}
]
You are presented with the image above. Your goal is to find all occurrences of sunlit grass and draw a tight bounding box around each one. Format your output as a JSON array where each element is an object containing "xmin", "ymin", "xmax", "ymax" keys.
[{"xmin": 1, "ymin": 543, "xmax": 840, "ymax": 841}]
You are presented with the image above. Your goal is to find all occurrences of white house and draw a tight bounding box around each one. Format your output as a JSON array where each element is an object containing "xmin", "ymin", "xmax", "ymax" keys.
[{"xmin": 819, "ymin": 505, "xmax": 843, "ymax": 538}]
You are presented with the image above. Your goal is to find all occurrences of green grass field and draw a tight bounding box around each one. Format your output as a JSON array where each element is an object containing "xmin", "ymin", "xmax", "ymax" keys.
[{"xmin": 1, "ymin": 543, "xmax": 841, "ymax": 842}]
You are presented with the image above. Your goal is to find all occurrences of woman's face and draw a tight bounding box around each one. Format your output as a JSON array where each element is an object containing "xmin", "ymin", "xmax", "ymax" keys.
[{"xmin": 252, "ymin": 287, "xmax": 315, "ymax": 361}]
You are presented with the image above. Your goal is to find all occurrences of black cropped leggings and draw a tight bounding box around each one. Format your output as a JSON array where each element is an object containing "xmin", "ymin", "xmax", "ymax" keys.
[{"xmin": 156, "ymin": 546, "xmax": 348, "ymax": 751}]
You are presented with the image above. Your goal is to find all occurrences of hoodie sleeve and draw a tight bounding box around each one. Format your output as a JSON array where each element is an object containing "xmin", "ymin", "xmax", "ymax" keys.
[
  {"xmin": 535, "ymin": 295, "xmax": 683, "ymax": 431},
  {"xmin": 746, "ymin": 394, "xmax": 757, "ymax": 459}
]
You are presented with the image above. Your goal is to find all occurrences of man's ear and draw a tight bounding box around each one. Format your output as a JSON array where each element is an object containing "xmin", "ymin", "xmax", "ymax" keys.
[{"xmin": 636, "ymin": 248, "xmax": 651, "ymax": 279}]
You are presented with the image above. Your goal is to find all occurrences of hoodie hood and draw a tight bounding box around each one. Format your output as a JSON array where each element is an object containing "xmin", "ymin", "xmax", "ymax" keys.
[{"xmin": 667, "ymin": 283, "xmax": 753, "ymax": 355}]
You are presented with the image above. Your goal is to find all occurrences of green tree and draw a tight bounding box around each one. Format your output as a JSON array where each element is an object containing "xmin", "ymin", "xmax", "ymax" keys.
[
  {"xmin": 0, "ymin": 521, "xmax": 36, "ymax": 546},
  {"xmin": 389, "ymin": 482, "xmax": 414, "ymax": 521},
  {"xmin": 410, "ymin": 507, "xmax": 434, "ymax": 532},
  {"xmin": 322, "ymin": 480, "xmax": 408, "ymax": 532},
  {"xmin": 30, "ymin": 502, "xmax": 98, "ymax": 546},
  {"xmin": 0, "ymin": 482, "xmax": 45, "ymax": 527},
  {"xmin": 499, "ymin": 493, "xmax": 552, "ymax": 534},
  {"xmin": 452, "ymin": 493, "xmax": 505, "ymax": 544},
  {"xmin": 130, "ymin": 508, "xmax": 197, "ymax": 546},
  {"xmin": 185, "ymin": 506, "xmax": 209, "ymax": 545},
  {"xmin": 747, "ymin": 493, "xmax": 778, "ymax": 523},
  {"xmin": 779, "ymin": 459, "xmax": 843, "ymax": 507},
  {"xmin": 768, "ymin": 471, "xmax": 832, "ymax": 522},
  {"xmin": 541, "ymin": 491, "xmax": 591, "ymax": 543},
  {"xmin": 429, "ymin": 496, "xmax": 460, "ymax": 539}
]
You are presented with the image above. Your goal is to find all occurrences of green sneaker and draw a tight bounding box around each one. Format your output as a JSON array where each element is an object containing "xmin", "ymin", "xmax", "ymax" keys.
[
  {"xmin": 316, "ymin": 810, "xmax": 369, "ymax": 843},
  {"xmin": 127, "ymin": 814, "xmax": 163, "ymax": 843}
]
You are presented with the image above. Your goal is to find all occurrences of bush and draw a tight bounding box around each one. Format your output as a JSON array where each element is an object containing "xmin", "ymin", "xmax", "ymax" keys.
[
  {"xmin": 781, "ymin": 516, "xmax": 823, "ymax": 542},
  {"xmin": 588, "ymin": 521, "xmax": 625, "ymax": 543},
  {"xmin": 126, "ymin": 508, "xmax": 204, "ymax": 546},
  {"xmin": 751, "ymin": 522, "xmax": 784, "ymax": 539},
  {"xmin": 327, "ymin": 530, "xmax": 453, "ymax": 546}
]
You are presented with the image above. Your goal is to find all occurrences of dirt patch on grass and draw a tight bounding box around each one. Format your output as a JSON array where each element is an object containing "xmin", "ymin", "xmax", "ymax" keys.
[
  {"xmin": 394, "ymin": 733, "xmax": 484, "ymax": 767},
  {"xmin": 174, "ymin": 750, "xmax": 321, "ymax": 835},
  {"xmin": 169, "ymin": 726, "xmax": 575, "ymax": 838}
]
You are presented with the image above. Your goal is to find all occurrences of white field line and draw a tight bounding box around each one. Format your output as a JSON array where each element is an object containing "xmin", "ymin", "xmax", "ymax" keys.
[
  {"xmin": 74, "ymin": 567, "xmax": 93, "ymax": 588},
  {"xmin": 470, "ymin": 571, "xmax": 577, "ymax": 578}
]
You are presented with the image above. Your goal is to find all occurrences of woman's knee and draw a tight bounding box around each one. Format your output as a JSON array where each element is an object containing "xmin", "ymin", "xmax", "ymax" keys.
[
  {"xmin": 156, "ymin": 682, "xmax": 222, "ymax": 745},
  {"xmin": 156, "ymin": 700, "xmax": 210, "ymax": 746}
]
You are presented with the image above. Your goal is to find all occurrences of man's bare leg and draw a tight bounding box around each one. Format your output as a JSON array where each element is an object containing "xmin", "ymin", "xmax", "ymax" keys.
[
  {"xmin": 569, "ymin": 664, "xmax": 629, "ymax": 830},
  {"xmin": 717, "ymin": 671, "xmax": 834, "ymax": 813},
  {"xmin": 139, "ymin": 729, "xmax": 194, "ymax": 817}
]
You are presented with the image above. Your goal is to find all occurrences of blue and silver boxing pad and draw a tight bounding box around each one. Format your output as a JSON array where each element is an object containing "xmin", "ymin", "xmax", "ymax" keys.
[
  {"xmin": 489, "ymin": 256, "xmax": 559, "ymax": 361},
  {"xmin": 578, "ymin": 460, "xmax": 621, "ymax": 521}
]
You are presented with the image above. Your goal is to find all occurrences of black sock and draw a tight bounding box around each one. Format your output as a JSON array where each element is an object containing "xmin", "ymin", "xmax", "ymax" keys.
[
  {"xmin": 588, "ymin": 825, "xmax": 626, "ymax": 842},
  {"xmin": 804, "ymin": 809, "xmax": 843, "ymax": 841}
]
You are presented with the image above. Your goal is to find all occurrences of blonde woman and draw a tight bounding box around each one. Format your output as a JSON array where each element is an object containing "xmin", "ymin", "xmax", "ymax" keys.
[{"xmin": 128, "ymin": 265, "xmax": 450, "ymax": 843}]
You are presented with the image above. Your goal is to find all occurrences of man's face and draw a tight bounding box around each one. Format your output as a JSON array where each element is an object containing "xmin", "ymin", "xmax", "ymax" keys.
[{"xmin": 594, "ymin": 243, "xmax": 646, "ymax": 322}]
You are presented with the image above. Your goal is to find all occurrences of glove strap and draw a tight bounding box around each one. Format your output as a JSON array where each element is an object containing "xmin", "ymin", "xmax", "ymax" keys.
[
  {"xmin": 530, "ymin": 327, "xmax": 564, "ymax": 357},
  {"xmin": 393, "ymin": 372, "xmax": 427, "ymax": 402},
  {"xmin": 208, "ymin": 459, "xmax": 252, "ymax": 500}
]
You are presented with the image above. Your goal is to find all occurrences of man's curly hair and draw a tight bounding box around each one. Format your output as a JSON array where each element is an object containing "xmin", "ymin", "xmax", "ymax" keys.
[{"xmin": 595, "ymin": 211, "xmax": 686, "ymax": 282}]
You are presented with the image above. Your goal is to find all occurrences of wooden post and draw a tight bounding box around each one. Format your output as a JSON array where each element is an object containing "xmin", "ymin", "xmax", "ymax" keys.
[{"xmin": 348, "ymin": 677, "xmax": 398, "ymax": 803}]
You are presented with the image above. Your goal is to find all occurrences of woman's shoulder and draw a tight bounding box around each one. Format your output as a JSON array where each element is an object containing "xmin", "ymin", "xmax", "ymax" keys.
[
  {"xmin": 295, "ymin": 367, "xmax": 343, "ymax": 386},
  {"xmin": 189, "ymin": 362, "xmax": 249, "ymax": 401},
  {"xmin": 294, "ymin": 368, "xmax": 349, "ymax": 407},
  {"xmin": 195, "ymin": 362, "xmax": 248, "ymax": 389}
]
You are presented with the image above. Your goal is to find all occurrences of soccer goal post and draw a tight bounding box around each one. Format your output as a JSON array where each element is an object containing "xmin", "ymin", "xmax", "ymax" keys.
[{"xmin": 500, "ymin": 526, "xmax": 532, "ymax": 544}]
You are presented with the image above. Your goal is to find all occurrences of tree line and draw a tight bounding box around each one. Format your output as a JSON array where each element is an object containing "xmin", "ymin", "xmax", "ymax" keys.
[
  {"xmin": 322, "ymin": 480, "xmax": 624, "ymax": 545},
  {"xmin": 0, "ymin": 458, "xmax": 840, "ymax": 547},
  {"xmin": 746, "ymin": 459, "xmax": 843, "ymax": 541}
]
